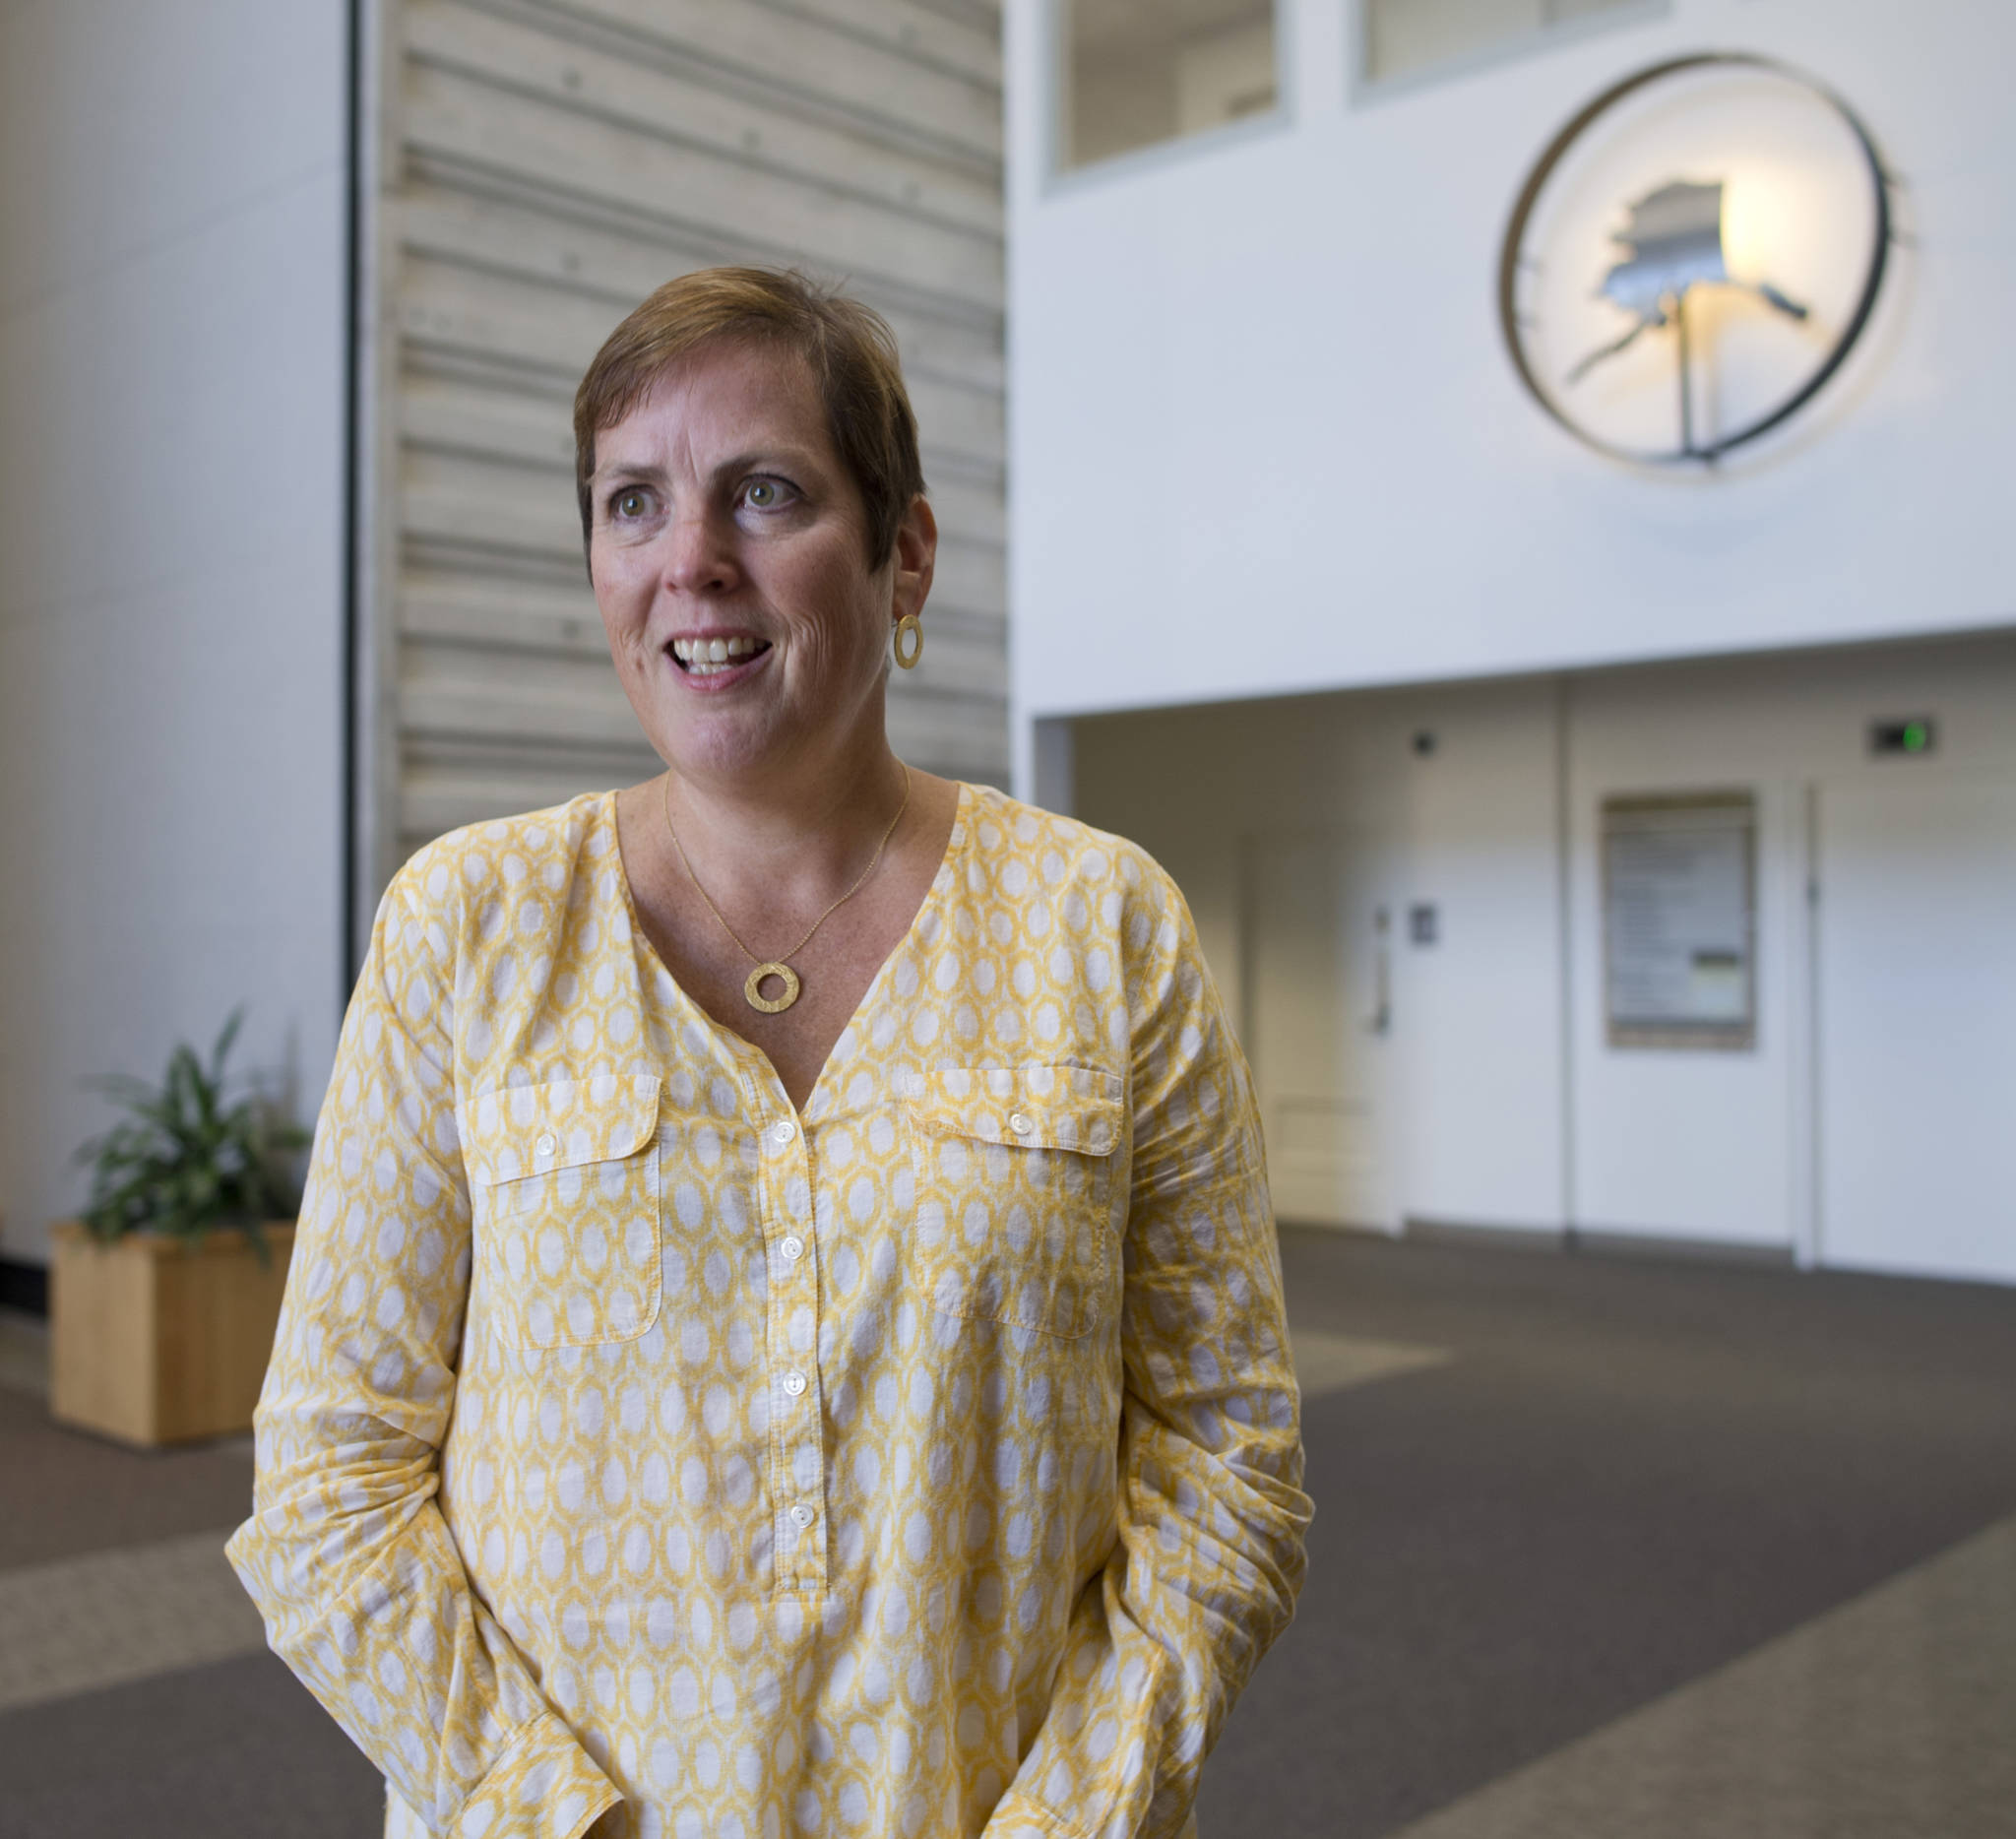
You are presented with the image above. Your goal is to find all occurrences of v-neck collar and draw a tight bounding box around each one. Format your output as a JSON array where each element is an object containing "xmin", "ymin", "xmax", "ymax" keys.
[{"xmin": 608, "ymin": 781, "xmax": 972, "ymax": 1127}]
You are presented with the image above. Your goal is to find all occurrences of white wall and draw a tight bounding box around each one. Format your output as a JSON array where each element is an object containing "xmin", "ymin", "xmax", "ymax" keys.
[
  {"xmin": 1006, "ymin": 0, "xmax": 2016, "ymax": 759},
  {"xmin": 1070, "ymin": 634, "xmax": 2016, "ymax": 1266},
  {"xmin": 0, "ymin": 0, "xmax": 349, "ymax": 1264},
  {"xmin": 1073, "ymin": 675, "xmax": 1570, "ymax": 1237},
  {"xmin": 1566, "ymin": 636, "xmax": 2016, "ymax": 1256}
]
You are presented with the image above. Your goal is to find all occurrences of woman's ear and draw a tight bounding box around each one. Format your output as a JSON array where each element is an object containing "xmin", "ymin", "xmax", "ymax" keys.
[{"xmin": 891, "ymin": 494, "xmax": 937, "ymax": 619}]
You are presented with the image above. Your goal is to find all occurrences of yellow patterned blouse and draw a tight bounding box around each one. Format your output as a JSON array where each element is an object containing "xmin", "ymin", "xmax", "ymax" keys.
[{"xmin": 227, "ymin": 782, "xmax": 1310, "ymax": 1839}]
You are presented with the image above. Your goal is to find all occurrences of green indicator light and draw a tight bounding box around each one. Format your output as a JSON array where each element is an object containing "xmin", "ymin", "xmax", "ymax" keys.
[{"xmin": 1871, "ymin": 719, "xmax": 1937, "ymax": 757}]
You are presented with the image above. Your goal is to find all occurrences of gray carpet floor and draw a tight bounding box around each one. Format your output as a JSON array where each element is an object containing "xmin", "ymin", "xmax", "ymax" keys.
[
  {"xmin": 4, "ymin": 1230, "xmax": 2014, "ymax": 1839},
  {"xmin": 1195, "ymin": 1229, "xmax": 2016, "ymax": 1838}
]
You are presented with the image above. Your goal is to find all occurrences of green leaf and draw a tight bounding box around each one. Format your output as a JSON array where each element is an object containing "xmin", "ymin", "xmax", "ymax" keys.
[{"xmin": 75, "ymin": 1013, "xmax": 307, "ymax": 1245}]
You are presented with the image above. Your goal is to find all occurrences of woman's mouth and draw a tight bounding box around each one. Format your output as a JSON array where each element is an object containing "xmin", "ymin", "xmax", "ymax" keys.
[{"xmin": 669, "ymin": 635, "xmax": 772, "ymax": 678}]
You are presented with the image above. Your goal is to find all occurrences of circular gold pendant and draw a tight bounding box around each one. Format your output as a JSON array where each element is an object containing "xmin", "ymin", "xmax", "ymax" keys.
[{"xmin": 744, "ymin": 962, "xmax": 801, "ymax": 1014}]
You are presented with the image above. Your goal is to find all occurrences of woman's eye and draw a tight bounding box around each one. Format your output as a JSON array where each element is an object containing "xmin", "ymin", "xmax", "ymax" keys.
[
  {"xmin": 744, "ymin": 478, "xmax": 791, "ymax": 510},
  {"xmin": 613, "ymin": 488, "xmax": 651, "ymax": 520}
]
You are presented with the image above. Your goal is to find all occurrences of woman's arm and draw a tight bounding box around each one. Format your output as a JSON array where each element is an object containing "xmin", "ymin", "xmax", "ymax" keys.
[
  {"xmin": 986, "ymin": 877, "xmax": 1313, "ymax": 1839},
  {"xmin": 225, "ymin": 861, "xmax": 618, "ymax": 1839}
]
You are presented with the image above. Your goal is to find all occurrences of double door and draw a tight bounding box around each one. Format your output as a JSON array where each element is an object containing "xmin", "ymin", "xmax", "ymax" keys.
[{"xmin": 1229, "ymin": 782, "xmax": 2016, "ymax": 1284}]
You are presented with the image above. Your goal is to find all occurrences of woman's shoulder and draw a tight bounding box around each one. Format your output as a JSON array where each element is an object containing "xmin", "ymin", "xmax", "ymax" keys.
[
  {"xmin": 959, "ymin": 783, "xmax": 1187, "ymax": 918},
  {"xmin": 381, "ymin": 792, "xmax": 616, "ymax": 923}
]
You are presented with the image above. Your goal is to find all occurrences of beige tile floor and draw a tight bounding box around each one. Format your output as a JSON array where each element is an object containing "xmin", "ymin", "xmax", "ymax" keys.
[
  {"xmin": 0, "ymin": 1528, "xmax": 266, "ymax": 1714},
  {"xmin": 1389, "ymin": 1510, "xmax": 2016, "ymax": 1839},
  {"xmin": 11, "ymin": 1266, "xmax": 2013, "ymax": 1839},
  {"xmin": 0, "ymin": 1309, "xmax": 1445, "ymax": 1720},
  {"xmin": 1291, "ymin": 1327, "xmax": 1453, "ymax": 1398},
  {"xmin": 0, "ymin": 1303, "xmax": 265, "ymax": 1724}
]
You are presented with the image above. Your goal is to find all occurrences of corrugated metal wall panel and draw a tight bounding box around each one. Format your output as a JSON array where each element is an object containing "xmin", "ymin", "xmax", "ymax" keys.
[{"xmin": 364, "ymin": 0, "xmax": 1005, "ymax": 880}]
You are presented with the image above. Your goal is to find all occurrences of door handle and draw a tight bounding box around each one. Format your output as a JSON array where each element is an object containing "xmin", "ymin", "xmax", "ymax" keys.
[{"xmin": 1368, "ymin": 905, "xmax": 1392, "ymax": 1035}]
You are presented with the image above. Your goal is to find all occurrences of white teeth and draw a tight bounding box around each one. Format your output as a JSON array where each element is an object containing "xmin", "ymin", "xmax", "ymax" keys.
[{"xmin": 672, "ymin": 635, "xmax": 764, "ymax": 674}]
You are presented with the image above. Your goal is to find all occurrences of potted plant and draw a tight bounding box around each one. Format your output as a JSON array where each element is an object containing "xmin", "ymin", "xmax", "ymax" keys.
[{"xmin": 51, "ymin": 1012, "xmax": 308, "ymax": 1446}]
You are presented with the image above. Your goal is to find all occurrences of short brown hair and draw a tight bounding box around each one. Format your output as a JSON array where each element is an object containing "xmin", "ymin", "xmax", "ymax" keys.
[{"xmin": 573, "ymin": 267, "xmax": 925, "ymax": 565}]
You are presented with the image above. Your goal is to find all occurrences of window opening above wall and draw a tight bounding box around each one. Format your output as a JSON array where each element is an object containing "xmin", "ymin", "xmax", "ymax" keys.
[
  {"xmin": 1059, "ymin": 0, "xmax": 1282, "ymax": 174},
  {"xmin": 1360, "ymin": 0, "xmax": 1662, "ymax": 92}
]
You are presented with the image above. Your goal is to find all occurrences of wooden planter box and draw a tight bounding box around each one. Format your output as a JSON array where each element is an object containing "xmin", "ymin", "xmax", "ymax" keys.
[{"xmin": 50, "ymin": 1221, "xmax": 294, "ymax": 1447}]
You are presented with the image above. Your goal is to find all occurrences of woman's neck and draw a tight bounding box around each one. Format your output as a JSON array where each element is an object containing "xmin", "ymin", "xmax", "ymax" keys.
[{"xmin": 661, "ymin": 735, "xmax": 912, "ymax": 901}]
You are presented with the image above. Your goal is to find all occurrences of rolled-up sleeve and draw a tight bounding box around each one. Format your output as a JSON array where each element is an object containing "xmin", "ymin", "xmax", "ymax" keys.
[
  {"xmin": 986, "ymin": 873, "xmax": 1312, "ymax": 1839},
  {"xmin": 225, "ymin": 859, "xmax": 618, "ymax": 1839}
]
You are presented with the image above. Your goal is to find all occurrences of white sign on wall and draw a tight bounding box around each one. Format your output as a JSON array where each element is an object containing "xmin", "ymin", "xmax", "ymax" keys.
[{"xmin": 1603, "ymin": 793, "xmax": 1757, "ymax": 1049}]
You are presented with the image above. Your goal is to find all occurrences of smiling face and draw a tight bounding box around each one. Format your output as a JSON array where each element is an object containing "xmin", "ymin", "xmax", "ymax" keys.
[{"xmin": 588, "ymin": 337, "xmax": 934, "ymax": 796}]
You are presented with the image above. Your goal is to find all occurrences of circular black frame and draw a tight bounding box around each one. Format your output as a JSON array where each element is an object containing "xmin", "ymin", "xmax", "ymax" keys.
[{"xmin": 1496, "ymin": 52, "xmax": 1893, "ymax": 467}]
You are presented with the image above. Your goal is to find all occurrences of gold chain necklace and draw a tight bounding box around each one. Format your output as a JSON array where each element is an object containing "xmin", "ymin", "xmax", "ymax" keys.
[{"xmin": 662, "ymin": 764, "xmax": 912, "ymax": 1014}]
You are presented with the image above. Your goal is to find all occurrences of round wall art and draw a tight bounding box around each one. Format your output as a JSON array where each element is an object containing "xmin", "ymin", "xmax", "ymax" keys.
[{"xmin": 1498, "ymin": 54, "xmax": 1893, "ymax": 466}]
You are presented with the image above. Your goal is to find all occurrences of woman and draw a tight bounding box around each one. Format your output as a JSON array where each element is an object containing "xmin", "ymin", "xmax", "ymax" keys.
[{"xmin": 229, "ymin": 268, "xmax": 1310, "ymax": 1839}]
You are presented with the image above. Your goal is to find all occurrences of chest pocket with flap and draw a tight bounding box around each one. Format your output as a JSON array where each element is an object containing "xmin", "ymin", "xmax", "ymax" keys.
[
  {"xmin": 461, "ymin": 1075, "xmax": 663, "ymax": 1351},
  {"xmin": 902, "ymin": 1065, "xmax": 1125, "ymax": 1341}
]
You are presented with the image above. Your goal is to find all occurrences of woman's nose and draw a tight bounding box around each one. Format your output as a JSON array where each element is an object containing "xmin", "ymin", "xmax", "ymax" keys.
[{"xmin": 662, "ymin": 507, "xmax": 738, "ymax": 595}]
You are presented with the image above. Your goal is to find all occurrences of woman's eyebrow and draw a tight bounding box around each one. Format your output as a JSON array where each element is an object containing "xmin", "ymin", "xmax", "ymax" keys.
[
  {"xmin": 711, "ymin": 445, "xmax": 823, "ymax": 479},
  {"xmin": 592, "ymin": 447, "xmax": 823, "ymax": 487},
  {"xmin": 592, "ymin": 455, "xmax": 668, "ymax": 487}
]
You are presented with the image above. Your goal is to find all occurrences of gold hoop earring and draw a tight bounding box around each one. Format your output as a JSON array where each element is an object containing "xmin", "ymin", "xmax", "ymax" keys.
[{"xmin": 893, "ymin": 613, "xmax": 922, "ymax": 669}]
